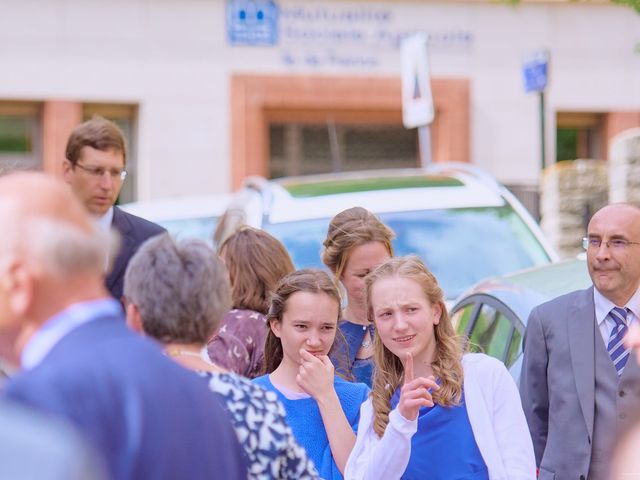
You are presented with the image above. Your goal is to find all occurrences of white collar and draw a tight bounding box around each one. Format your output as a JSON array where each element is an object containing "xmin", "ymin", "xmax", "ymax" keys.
[
  {"xmin": 593, "ymin": 286, "xmax": 640, "ymax": 327},
  {"xmin": 21, "ymin": 298, "xmax": 122, "ymax": 370},
  {"xmin": 95, "ymin": 206, "xmax": 114, "ymax": 232}
]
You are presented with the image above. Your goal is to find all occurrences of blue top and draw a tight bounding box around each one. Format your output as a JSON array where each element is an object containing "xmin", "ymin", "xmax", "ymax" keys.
[
  {"xmin": 253, "ymin": 374, "xmax": 369, "ymax": 480},
  {"xmin": 391, "ymin": 390, "xmax": 489, "ymax": 480},
  {"xmin": 331, "ymin": 320, "xmax": 375, "ymax": 387}
]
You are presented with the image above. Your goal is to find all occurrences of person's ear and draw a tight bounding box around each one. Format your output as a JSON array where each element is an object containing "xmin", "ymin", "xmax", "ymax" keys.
[
  {"xmin": 125, "ymin": 302, "xmax": 144, "ymax": 334},
  {"xmin": 433, "ymin": 303, "xmax": 442, "ymax": 326},
  {"xmin": 61, "ymin": 160, "xmax": 74, "ymax": 183},
  {"xmin": 3, "ymin": 259, "xmax": 34, "ymax": 317},
  {"xmin": 269, "ymin": 318, "xmax": 282, "ymax": 339}
]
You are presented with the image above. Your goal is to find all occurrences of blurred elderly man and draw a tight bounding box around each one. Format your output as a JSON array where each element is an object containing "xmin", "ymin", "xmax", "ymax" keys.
[{"xmin": 0, "ymin": 173, "xmax": 246, "ymax": 480}]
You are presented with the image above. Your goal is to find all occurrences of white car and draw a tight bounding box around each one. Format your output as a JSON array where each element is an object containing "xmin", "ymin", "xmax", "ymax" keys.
[
  {"xmin": 218, "ymin": 163, "xmax": 559, "ymax": 301},
  {"xmin": 120, "ymin": 193, "xmax": 231, "ymax": 245}
]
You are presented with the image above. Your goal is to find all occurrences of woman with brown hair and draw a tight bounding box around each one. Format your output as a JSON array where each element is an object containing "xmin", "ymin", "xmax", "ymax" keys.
[
  {"xmin": 321, "ymin": 207, "xmax": 394, "ymax": 387},
  {"xmin": 345, "ymin": 256, "xmax": 535, "ymax": 480},
  {"xmin": 208, "ymin": 226, "xmax": 295, "ymax": 378},
  {"xmin": 253, "ymin": 269, "xmax": 369, "ymax": 480}
]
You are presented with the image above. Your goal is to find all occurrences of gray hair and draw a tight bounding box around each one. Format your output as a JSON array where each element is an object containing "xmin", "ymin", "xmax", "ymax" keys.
[
  {"xmin": 123, "ymin": 234, "xmax": 231, "ymax": 344},
  {"xmin": 0, "ymin": 214, "xmax": 115, "ymax": 277},
  {"xmin": 26, "ymin": 218, "xmax": 116, "ymax": 276}
]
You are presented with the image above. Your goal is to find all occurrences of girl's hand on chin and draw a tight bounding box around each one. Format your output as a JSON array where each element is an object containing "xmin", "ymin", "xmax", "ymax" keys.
[
  {"xmin": 296, "ymin": 349, "xmax": 335, "ymax": 400},
  {"xmin": 398, "ymin": 352, "xmax": 439, "ymax": 421}
]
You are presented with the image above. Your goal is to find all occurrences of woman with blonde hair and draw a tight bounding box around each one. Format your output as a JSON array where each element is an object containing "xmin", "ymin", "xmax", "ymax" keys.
[
  {"xmin": 345, "ymin": 255, "xmax": 535, "ymax": 480},
  {"xmin": 208, "ymin": 226, "xmax": 295, "ymax": 378},
  {"xmin": 254, "ymin": 269, "xmax": 369, "ymax": 480},
  {"xmin": 322, "ymin": 207, "xmax": 394, "ymax": 387}
]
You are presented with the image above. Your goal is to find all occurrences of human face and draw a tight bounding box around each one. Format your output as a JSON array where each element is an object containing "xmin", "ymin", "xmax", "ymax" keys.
[
  {"xmin": 63, "ymin": 146, "xmax": 125, "ymax": 216},
  {"xmin": 371, "ymin": 275, "xmax": 442, "ymax": 369},
  {"xmin": 341, "ymin": 241, "xmax": 391, "ymax": 315},
  {"xmin": 586, "ymin": 204, "xmax": 640, "ymax": 306},
  {"xmin": 270, "ymin": 291, "xmax": 339, "ymax": 368}
]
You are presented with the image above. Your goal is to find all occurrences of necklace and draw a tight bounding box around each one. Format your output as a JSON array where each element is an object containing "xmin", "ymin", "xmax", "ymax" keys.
[
  {"xmin": 165, "ymin": 349, "xmax": 208, "ymax": 361},
  {"xmin": 361, "ymin": 326, "xmax": 373, "ymax": 349}
]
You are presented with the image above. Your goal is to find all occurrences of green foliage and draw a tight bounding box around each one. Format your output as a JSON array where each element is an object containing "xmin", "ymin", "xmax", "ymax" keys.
[
  {"xmin": 502, "ymin": 0, "xmax": 640, "ymax": 14},
  {"xmin": 613, "ymin": 0, "xmax": 640, "ymax": 14}
]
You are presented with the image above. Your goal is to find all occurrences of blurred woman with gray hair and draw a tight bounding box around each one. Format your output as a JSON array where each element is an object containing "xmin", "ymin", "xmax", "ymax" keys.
[{"xmin": 123, "ymin": 234, "xmax": 319, "ymax": 479}]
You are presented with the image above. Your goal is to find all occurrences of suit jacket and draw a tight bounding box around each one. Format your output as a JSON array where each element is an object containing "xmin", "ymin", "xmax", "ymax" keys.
[
  {"xmin": 3, "ymin": 309, "xmax": 247, "ymax": 480},
  {"xmin": 107, "ymin": 206, "xmax": 166, "ymax": 300},
  {"xmin": 520, "ymin": 287, "xmax": 640, "ymax": 480}
]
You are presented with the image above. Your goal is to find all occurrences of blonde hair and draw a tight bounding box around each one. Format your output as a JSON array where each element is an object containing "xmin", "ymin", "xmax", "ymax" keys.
[
  {"xmin": 365, "ymin": 255, "xmax": 464, "ymax": 437},
  {"xmin": 321, "ymin": 207, "xmax": 395, "ymax": 283}
]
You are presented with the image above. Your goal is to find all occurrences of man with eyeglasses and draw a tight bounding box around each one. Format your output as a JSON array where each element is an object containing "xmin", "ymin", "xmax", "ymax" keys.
[
  {"xmin": 63, "ymin": 116, "xmax": 165, "ymax": 301},
  {"xmin": 521, "ymin": 203, "xmax": 640, "ymax": 480}
]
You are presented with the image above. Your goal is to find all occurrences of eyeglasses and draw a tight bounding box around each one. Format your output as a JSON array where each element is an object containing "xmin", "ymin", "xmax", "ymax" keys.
[
  {"xmin": 74, "ymin": 163, "xmax": 127, "ymax": 181},
  {"xmin": 582, "ymin": 237, "xmax": 640, "ymax": 251}
]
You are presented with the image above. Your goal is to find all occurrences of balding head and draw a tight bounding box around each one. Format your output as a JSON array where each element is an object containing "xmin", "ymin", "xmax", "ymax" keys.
[
  {"xmin": 0, "ymin": 172, "xmax": 94, "ymax": 232},
  {"xmin": 0, "ymin": 173, "xmax": 117, "ymax": 365},
  {"xmin": 586, "ymin": 203, "xmax": 640, "ymax": 306},
  {"xmin": 0, "ymin": 172, "xmax": 114, "ymax": 278}
]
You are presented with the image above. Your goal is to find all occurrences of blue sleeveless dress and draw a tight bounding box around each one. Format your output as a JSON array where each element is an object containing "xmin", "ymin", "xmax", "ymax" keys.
[{"xmin": 390, "ymin": 389, "xmax": 489, "ymax": 480}]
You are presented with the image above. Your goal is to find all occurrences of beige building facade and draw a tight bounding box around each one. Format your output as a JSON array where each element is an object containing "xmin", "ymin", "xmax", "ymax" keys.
[{"xmin": 0, "ymin": 0, "xmax": 638, "ymax": 201}]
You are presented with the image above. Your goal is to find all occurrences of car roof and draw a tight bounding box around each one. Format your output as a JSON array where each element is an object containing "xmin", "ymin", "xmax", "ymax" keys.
[
  {"xmin": 120, "ymin": 193, "xmax": 231, "ymax": 222},
  {"xmin": 262, "ymin": 167, "xmax": 507, "ymax": 223},
  {"xmin": 455, "ymin": 258, "xmax": 592, "ymax": 323}
]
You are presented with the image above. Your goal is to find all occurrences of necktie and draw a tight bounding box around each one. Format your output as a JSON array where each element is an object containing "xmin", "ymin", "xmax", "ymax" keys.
[{"xmin": 608, "ymin": 307, "xmax": 630, "ymax": 375}]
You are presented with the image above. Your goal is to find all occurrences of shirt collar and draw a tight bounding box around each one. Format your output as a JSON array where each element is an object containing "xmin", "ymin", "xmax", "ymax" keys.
[
  {"xmin": 95, "ymin": 206, "xmax": 114, "ymax": 232},
  {"xmin": 21, "ymin": 298, "xmax": 123, "ymax": 370},
  {"xmin": 593, "ymin": 287, "xmax": 640, "ymax": 327}
]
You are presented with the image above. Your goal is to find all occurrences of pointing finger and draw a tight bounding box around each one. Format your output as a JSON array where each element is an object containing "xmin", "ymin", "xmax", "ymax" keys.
[{"xmin": 404, "ymin": 351, "xmax": 414, "ymax": 385}]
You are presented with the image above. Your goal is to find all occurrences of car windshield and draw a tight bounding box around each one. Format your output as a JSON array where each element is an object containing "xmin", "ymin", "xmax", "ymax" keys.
[
  {"xmin": 265, "ymin": 205, "xmax": 551, "ymax": 299},
  {"xmin": 158, "ymin": 216, "xmax": 219, "ymax": 245}
]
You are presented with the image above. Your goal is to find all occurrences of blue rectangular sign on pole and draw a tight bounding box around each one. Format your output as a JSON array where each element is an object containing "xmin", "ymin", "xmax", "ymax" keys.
[{"xmin": 522, "ymin": 51, "xmax": 549, "ymax": 93}]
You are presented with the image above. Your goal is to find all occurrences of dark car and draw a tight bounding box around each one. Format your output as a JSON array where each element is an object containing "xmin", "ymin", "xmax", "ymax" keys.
[{"xmin": 450, "ymin": 258, "xmax": 592, "ymax": 381}]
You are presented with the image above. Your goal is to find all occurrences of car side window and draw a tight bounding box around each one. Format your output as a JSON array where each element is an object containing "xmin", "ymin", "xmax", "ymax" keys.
[
  {"xmin": 505, "ymin": 328, "xmax": 522, "ymax": 368},
  {"xmin": 468, "ymin": 304, "xmax": 513, "ymax": 362},
  {"xmin": 452, "ymin": 304, "xmax": 476, "ymax": 334}
]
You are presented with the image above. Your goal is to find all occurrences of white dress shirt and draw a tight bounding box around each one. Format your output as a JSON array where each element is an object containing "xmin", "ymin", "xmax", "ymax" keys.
[{"xmin": 593, "ymin": 287, "xmax": 640, "ymax": 345}]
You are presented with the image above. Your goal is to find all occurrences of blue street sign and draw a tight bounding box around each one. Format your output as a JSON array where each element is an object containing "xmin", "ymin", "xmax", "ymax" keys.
[
  {"xmin": 522, "ymin": 51, "xmax": 549, "ymax": 93},
  {"xmin": 227, "ymin": 0, "xmax": 279, "ymax": 46}
]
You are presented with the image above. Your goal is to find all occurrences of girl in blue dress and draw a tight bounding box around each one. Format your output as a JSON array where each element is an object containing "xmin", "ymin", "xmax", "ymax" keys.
[
  {"xmin": 345, "ymin": 256, "xmax": 536, "ymax": 480},
  {"xmin": 322, "ymin": 207, "xmax": 394, "ymax": 387},
  {"xmin": 253, "ymin": 269, "xmax": 369, "ymax": 480}
]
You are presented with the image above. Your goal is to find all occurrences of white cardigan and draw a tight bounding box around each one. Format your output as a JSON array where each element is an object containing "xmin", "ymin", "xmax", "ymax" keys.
[{"xmin": 344, "ymin": 353, "xmax": 536, "ymax": 480}]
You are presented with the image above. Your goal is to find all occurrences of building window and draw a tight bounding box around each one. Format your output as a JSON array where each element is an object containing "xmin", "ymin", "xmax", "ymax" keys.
[
  {"xmin": 556, "ymin": 112, "xmax": 604, "ymax": 162},
  {"xmin": 83, "ymin": 103, "xmax": 137, "ymax": 203},
  {"xmin": 0, "ymin": 102, "xmax": 42, "ymax": 172},
  {"xmin": 269, "ymin": 122, "xmax": 417, "ymax": 178}
]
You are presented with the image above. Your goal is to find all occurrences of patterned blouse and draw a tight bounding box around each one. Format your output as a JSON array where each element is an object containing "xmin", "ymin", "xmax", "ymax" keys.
[
  {"xmin": 207, "ymin": 309, "xmax": 268, "ymax": 378},
  {"xmin": 203, "ymin": 372, "xmax": 320, "ymax": 480}
]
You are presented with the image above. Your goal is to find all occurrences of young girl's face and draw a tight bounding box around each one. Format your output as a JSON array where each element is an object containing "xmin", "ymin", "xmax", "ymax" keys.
[
  {"xmin": 370, "ymin": 275, "xmax": 442, "ymax": 367},
  {"xmin": 270, "ymin": 291, "xmax": 339, "ymax": 367}
]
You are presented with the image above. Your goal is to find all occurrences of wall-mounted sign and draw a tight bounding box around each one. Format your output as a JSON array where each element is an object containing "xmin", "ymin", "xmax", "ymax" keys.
[{"xmin": 227, "ymin": 0, "xmax": 279, "ymax": 46}]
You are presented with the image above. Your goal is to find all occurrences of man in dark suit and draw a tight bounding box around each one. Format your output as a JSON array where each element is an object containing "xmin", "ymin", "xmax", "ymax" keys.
[
  {"xmin": 62, "ymin": 116, "xmax": 165, "ymax": 300},
  {"xmin": 521, "ymin": 203, "xmax": 640, "ymax": 480},
  {"xmin": 0, "ymin": 173, "xmax": 247, "ymax": 480}
]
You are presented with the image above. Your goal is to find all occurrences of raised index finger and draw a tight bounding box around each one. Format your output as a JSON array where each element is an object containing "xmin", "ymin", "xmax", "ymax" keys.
[{"xmin": 403, "ymin": 351, "xmax": 414, "ymax": 385}]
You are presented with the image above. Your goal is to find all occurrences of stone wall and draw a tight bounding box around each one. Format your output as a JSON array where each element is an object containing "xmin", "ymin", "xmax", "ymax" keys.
[
  {"xmin": 609, "ymin": 128, "xmax": 640, "ymax": 205},
  {"xmin": 540, "ymin": 159, "xmax": 608, "ymax": 258}
]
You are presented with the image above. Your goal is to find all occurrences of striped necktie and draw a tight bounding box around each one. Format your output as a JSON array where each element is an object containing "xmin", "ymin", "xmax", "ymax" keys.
[{"xmin": 608, "ymin": 307, "xmax": 630, "ymax": 376}]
